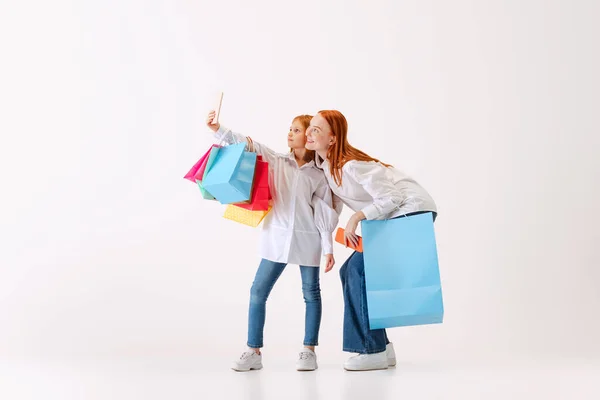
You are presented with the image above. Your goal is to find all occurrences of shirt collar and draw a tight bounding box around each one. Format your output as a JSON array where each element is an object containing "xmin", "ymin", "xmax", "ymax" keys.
[
  {"xmin": 314, "ymin": 154, "xmax": 327, "ymax": 169},
  {"xmin": 288, "ymin": 152, "xmax": 316, "ymax": 169}
]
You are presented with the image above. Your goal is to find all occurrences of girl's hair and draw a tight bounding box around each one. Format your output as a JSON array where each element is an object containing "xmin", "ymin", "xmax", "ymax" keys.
[
  {"xmin": 318, "ymin": 110, "xmax": 391, "ymax": 186},
  {"xmin": 291, "ymin": 114, "xmax": 316, "ymax": 162}
]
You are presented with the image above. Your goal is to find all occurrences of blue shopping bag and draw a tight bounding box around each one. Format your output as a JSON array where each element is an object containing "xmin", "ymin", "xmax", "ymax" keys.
[
  {"xmin": 362, "ymin": 212, "xmax": 443, "ymax": 329},
  {"xmin": 202, "ymin": 143, "xmax": 258, "ymax": 204}
]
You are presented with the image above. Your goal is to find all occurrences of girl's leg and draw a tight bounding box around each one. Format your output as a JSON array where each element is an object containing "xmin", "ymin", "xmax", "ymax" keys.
[
  {"xmin": 247, "ymin": 259, "xmax": 287, "ymax": 350},
  {"xmin": 299, "ymin": 265, "xmax": 322, "ymax": 349}
]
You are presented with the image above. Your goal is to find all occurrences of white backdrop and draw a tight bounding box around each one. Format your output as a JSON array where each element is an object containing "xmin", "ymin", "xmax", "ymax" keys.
[{"xmin": 1, "ymin": 0, "xmax": 599, "ymax": 364}]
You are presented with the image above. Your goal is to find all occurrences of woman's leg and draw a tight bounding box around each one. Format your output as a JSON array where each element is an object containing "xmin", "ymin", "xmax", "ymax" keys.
[
  {"xmin": 299, "ymin": 265, "xmax": 322, "ymax": 349},
  {"xmin": 247, "ymin": 259, "xmax": 287, "ymax": 350},
  {"xmin": 339, "ymin": 251, "xmax": 387, "ymax": 354}
]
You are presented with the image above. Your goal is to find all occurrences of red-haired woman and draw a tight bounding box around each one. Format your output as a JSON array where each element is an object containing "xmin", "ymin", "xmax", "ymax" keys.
[{"xmin": 306, "ymin": 110, "xmax": 437, "ymax": 371}]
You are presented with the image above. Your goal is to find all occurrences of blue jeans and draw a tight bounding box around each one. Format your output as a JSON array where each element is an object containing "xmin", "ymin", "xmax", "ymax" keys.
[
  {"xmin": 339, "ymin": 251, "xmax": 389, "ymax": 354},
  {"xmin": 339, "ymin": 211, "xmax": 437, "ymax": 354},
  {"xmin": 247, "ymin": 258, "xmax": 322, "ymax": 348}
]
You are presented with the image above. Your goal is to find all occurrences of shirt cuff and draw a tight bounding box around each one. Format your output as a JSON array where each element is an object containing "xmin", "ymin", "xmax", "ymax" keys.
[
  {"xmin": 361, "ymin": 204, "xmax": 380, "ymax": 220},
  {"xmin": 321, "ymin": 233, "xmax": 334, "ymax": 255},
  {"xmin": 215, "ymin": 125, "xmax": 229, "ymax": 140}
]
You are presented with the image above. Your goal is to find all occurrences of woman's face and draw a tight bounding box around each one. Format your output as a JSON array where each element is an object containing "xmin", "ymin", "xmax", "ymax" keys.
[{"xmin": 305, "ymin": 113, "xmax": 333, "ymax": 152}]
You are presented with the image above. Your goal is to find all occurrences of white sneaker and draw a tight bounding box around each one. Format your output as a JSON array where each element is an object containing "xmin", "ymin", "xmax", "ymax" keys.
[
  {"xmin": 232, "ymin": 349, "xmax": 263, "ymax": 372},
  {"xmin": 343, "ymin": 350, "xmax": 388, "ymax": 371},
  {"xmin": 386, "ymin": 343, "xmax": 396, "ymax": 367},
  {"xmin": 296, "ymin": 348, "xmax": 318, "ymax": 371}
]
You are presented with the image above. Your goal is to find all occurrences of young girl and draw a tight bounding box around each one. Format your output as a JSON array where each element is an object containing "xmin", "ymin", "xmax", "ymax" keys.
[
  {"xmin": 205, "ymin": 110, "xmax": 339, "ymax": 372},
  {"xmin": 305, "ymin": 110, "xmax": 437, "ymax": 371}
]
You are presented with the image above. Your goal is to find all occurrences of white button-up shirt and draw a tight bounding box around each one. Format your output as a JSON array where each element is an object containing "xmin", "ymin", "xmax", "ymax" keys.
[
  {"xmin": 215, "ymin": 127, "xmax": 339, "ymax": 266},
  {"xmin": 315, "ymin": 156, "xmax": 437, "ymax": 220}
]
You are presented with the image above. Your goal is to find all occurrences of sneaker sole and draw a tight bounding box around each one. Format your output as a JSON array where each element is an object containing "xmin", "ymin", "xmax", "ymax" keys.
[
  {"xmin": 344, "ymin": 364, "xmax": 388, "ymax": 371},
  {"xmin": 388, "ymin": 358, "xmax": 396, "ymax": 367},
  {"xmin": 296, "ymin": 366, "xmax": 318, "ymax": 371},
  {"xmin": 231, "ymin": 364, "xmax": 263, "ymax": 372}
]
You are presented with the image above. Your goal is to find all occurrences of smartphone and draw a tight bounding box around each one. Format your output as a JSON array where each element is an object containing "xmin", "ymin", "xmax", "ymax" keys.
[
  {"xmin": 335, "ymin": 227, "xmax": 363, "ymax": 252},
  {"xmin": 212, "ymin": 91, "xmax": 224, "ymax": 124}
]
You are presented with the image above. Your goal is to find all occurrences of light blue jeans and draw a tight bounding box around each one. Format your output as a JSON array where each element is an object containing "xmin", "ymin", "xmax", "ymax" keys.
[{"xmin": 247, "ymin": 258, "xmax": 321, "ymax": 348}]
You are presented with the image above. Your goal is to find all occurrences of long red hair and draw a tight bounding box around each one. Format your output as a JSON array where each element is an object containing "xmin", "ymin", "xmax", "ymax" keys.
[{"xmin": 318, "ymin": 110, "xmax": 391, "ymax": 186}]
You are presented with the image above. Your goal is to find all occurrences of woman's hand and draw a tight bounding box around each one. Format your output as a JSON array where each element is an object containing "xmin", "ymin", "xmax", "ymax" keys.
[
  {"xmin": 324, "ymin": 254, "xmax": 335, "ymax": 273},
  {"xmin": 344, "ymin": 211, "xmax": 366, "ymax": 248},
  {"xmin": 206, "ymin": 110, "xmax": 220, "ymax": 132}
]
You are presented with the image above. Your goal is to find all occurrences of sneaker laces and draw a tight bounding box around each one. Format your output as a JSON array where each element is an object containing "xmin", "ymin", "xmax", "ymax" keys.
[
  {"xmin": 299, "ymin": 351, "xmax": 313, "ymax": 360},
  {"xmin": 240, "ymin": 351, "xmax": 256, "ymax": 360}
]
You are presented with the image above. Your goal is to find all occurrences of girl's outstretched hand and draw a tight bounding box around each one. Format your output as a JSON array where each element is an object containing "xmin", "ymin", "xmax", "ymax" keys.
[{"xmin": 206, "ymin": 110, "xmax": 220, "ymax": 132}]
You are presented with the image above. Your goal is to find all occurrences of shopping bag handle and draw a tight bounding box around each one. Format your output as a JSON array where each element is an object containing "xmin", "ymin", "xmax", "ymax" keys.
[{"xmin": 246, "ymin": 136, "xmax": 255, "ymax": 153}]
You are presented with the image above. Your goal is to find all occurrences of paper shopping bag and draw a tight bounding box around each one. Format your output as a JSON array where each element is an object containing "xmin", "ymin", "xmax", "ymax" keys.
[
  {"xmin": 362, "ymin": 212, "xmax": 443, "ymax": 329},
  {"xmin": 183, "ymin": 144, "xmax": 219, "ymax": 183},
  {"xmin": 194, "ymin": 145, "xmax": 221, "ymax": 182},
  {"xmin": 202, "ymin": 143, "xmax": 257, "ymax": 204},
  {"xmin": 223, "ymin": 204, "xmax": 272, "ymax": 227},
  {"xmin": 233, "ymin": 155, "xmax": 271, "ymax": 211},
  {"xmin": 196, "ymin": 145, "xmax": 222, "ymax": 200}
]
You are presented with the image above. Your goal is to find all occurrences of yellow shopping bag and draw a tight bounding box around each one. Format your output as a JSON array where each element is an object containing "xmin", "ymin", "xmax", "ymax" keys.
[{"xmin": 223, "ymin": 205, "xmax": 272, "ymax": 227}]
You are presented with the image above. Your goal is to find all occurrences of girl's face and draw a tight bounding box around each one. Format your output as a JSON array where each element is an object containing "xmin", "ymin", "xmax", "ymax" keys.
[
  {"xmin": 305, "ymin": 113, "xmax": 334, "ymax": 152},
  {"xmin": 288, "ymin": 120, "xmax": 308, "ymax": 149}
]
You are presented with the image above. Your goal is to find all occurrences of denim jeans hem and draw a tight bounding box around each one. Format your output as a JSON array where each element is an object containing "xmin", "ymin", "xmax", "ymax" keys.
[
  {"xmin": 343, "ymin": 346, "xmax": 386, "ymax": 354},
  {"xmin": 303, "ymin": 342, "xmax": 318, "ymax": 346},
  {"xmin": 247, "ymin": 342, "xmax": 263, "ymax": 348}
]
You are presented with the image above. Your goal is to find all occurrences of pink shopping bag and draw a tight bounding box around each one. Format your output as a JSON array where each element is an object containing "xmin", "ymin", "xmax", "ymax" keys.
[{"xmin": 183, "ymin": 145, "xmax": 221, "ymax": 183}]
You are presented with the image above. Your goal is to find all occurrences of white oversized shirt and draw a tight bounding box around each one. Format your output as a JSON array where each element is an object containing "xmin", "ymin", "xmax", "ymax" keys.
[
  {"xmin": 215, "ymin": 126, "xmax": 339, "ymax": 266},
  {"xmin": 315, "ymin": 156, "xmax": 437, "ymax": 220}
]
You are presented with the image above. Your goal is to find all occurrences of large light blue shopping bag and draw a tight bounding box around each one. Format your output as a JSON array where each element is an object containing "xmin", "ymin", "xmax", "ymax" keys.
[
  {"xmin": 202, "ymin": 142, "xmax": 257, "ymax": 204},
  {"xmin": 362, "ymin": 212, "xmax": 443, "ymax": 329}
]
